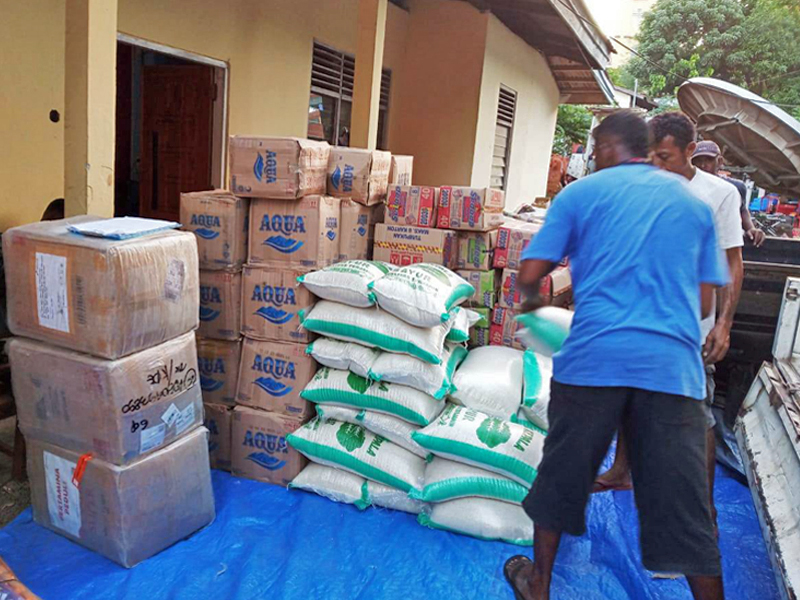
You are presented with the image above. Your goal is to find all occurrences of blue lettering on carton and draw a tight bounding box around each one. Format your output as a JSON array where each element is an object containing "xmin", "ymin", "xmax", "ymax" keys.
[
  {"xmin": 253, "ymin": 151, "xmax": 277, "ymax": 184},
  {"xmin": 191, "ymin": 214, "xmax": 221, "ymax": 240},
  {"xmin": 342, "ymin": 164, "xmax": 354, "ymax": 192},
  {"xmin": 260, "ymin": 214, "xmax": 306, "ymax": 254},
  {"xmin": 251, "ymin": 354, "xmax": 296, "ymax": 397},
  {"xmin": 199, "ymin": 356, "xmax": 226, "ymax": 392},
  {"xmin": 252, "ymin": 285, "xmax": 297, "ymax": 325},
  {"xmin": 242, "ymin": 429, "xmax": 288, "ymax": 471},
  {"xmin": 199, "ymin": 285, "xmax": 223, "ymax": 322}
]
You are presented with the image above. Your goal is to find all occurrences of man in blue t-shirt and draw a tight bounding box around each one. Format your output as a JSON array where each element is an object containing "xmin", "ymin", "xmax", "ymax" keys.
[{"xmin": 503, "ymin": 111, "xmax": 729, "ymax": 600}]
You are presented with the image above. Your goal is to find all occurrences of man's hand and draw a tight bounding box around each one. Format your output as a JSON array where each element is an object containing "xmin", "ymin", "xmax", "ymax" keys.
[
  {"xmin": 703, "ymin": 322, "xmax": 731, "ymax": 365},
  {"xmin": 745, "ymin": 227, "xmax": 765, "ymax": 248}
]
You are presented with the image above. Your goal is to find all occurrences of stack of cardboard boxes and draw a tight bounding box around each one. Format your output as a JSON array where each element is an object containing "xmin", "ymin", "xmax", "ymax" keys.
[
  {"xmin": 4, "ymin": 217, "xmax": 214, "ymax": 567},
  {"xmin": 181, "ymin": 190, "xmax": 248, "ymax": 472}
]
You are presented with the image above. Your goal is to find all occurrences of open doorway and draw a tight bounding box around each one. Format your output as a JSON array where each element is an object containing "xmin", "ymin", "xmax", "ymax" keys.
[{"xmin": 115, "ymin": 35, "xmax": 228, "ymax": 222}]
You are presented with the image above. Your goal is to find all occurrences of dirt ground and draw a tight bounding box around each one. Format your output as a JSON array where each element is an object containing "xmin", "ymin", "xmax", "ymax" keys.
[{"xmin": 0, "ymin": 416, "xmax": 30, "ymax": 528}]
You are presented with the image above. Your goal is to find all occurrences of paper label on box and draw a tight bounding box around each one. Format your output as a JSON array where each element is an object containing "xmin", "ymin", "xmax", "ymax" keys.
[
  {"xmin": 140, "ymin": 423, "xmax": 167, "ymax": 453},
  {"xmin": 164, "ymin": 259, "xmax": 186, "ymax": 301},
  {"xmin": 161, "ymin": 403, "xmax": 181, "ymax": 427},
  {"xmin": 175, "ymin": 403, "xmax": 196, "ymax": 435},
  {"xmin": 43, "ymin": 451, "xmax": 81, "ymax": 537},
  {"xmin": 35, "ymin": 252, "xmax": 70, "ymax": 333}
]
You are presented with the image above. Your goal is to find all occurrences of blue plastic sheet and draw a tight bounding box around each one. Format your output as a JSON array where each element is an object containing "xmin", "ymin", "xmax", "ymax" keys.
[{"xmin": 0, "ymin": 466, "xmax": 778, "ymax": 600}]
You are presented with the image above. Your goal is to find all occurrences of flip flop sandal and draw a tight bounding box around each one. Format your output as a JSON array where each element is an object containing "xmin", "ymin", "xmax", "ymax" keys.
[{"xmin": 503, "ymin": 555, "xmax": 532, "ymax": 600}]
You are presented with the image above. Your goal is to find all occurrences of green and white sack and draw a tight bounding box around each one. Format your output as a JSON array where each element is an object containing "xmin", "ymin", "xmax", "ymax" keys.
[
  {"xmin": 306, "ymin": 338, "xmax": 379, "ymax": 379},
  {"xmin": 289, "ymin": 463, "xmax": 370, "ymax": 510},
  {"xmin": 521, "ymin": 350, "xmax": 553, "ymax": 430},
  {"xmin": 287, "ymin": 418, "xmax": 425, "ymax": 493},
  {"xmin": 515, "ymin": 306, "xmax": 573, "ymax": 357},
  {"xmin": 300, "ymin": 300, "xmax": 450, "ymax": 364},
  {"xmin": 511, "ymin": 410, "xmax": 547, "ymax": 435},
  {"xmin": 302, "ymin": 367, "xmax": 444, "ymax": 426},
  {"xmin": 450, "ymin": 346, "xmax": 524, "ymax": 419},
  {"xmin": 367, "ymin": 481, "xmax": 427, "ymax": 515},
  {"xmin": 369, "ymin": 344, "xmax": 468, "ymax": 400},
  {"xmin": 445, "ymin": 307, "xmax": 482, "ymax": 343},
  {"xmin": 368, "ymin": 264, "xmax": 475, "ymax": 328},
  {"xmin": 412, "ymin": 404, "xmax": 545, "ymax": 486},
  {"xmin": 316, "ymin": 404, "xmax": 430, "ymax": 459},
  {"xmin": 297, "ymin": 260, "xmax": 393, "ymax": 308},
  {"xmin": 418, "ymin": 497, "xmax": 533, "ymax": 546},
  {"xmin": 410, "ymin": 457, "xmax": 528, "ymax": 504}
]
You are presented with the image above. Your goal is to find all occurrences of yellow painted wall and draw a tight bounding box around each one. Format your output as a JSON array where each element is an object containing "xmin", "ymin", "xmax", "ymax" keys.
[
  {"xmin": 471, "ymin": 15, "xmax": 560, "ymax": 209},
  {"xmin": 388, "ymin": 0, "xmax": 488, "ymax": 187},
  {"xmin": 0, "ymin": 0, "xmax": 65, "ymax": 231}
]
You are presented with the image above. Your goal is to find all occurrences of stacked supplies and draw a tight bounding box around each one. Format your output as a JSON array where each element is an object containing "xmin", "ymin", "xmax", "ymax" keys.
[
  {"xmin": 5, "ymin": 216, "xmax": 214, "ymax": 567},
  {"xmin": 286, "ymin": 262, "xmax": 475, "ymax": 513}
]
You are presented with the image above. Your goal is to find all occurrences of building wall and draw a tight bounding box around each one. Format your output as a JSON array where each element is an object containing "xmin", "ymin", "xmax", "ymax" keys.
[
  {"xmin": 471, "ymin": 16, "xmax": 560, "ymax": 208},
  {"xmin": 388, "ymin": 0, "xmax": 489, "ymax": 187},
  {"xmin": 0, "ymin": 0, "xmax": 65, "ymax": 231}
]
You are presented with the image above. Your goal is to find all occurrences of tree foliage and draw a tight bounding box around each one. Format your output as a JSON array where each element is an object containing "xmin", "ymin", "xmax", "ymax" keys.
[
  {"xmin": 625, "ymin": 0, "xmax": 800, "ymax": 117},
  {"xmin": 552, "ymin": 105, "xmax": 593, "ymax": 155}
]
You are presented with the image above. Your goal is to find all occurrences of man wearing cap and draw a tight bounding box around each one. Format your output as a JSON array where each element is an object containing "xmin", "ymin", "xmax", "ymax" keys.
[{"xmin": 693, "ymin": 140, "xmax": 765, "ymax": 247}]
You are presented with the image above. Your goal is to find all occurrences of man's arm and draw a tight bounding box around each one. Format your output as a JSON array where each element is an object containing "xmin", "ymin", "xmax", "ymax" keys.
[
  {"xmin": 741, "ymin": 205, "xmax": 765, "ymax": 247},
  {"xmin": 518, "ymin": 259, "xmax": 557, "ymax": 312},
  {"xmin": 704, "ymin": 247, "xmax": 743, "ymax": 364}
]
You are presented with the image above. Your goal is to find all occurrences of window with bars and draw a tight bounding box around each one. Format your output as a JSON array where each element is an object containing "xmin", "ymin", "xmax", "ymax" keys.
[
  {"xmin": 492, "ymin": 86, "xmax": 517, "ymax": 191},
  {"xmin": 307, "ymin": 41, "xmax": 391, "ymax": 148}
]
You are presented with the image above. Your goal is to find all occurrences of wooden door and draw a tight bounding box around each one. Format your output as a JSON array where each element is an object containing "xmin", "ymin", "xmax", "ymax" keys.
[{"xmin": 139, "ymin": 65, "xmax": 215, "ymax": 221}]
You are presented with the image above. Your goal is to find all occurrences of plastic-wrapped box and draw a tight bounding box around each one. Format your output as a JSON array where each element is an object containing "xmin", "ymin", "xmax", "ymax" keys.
[
  {"xmin": 10, "ymin": 332, "xmax": 202, "ymax": 465},
  {"xmin": 180, "ymin": 190, "xmax": 248, "ymax": 270},
  {"xmin": 2, "ymin": 217, "xmax": 199, "ymax": 359},
  {"xmin": 28, "ymin": 427, "xmax": 215, "ymax": 568}
]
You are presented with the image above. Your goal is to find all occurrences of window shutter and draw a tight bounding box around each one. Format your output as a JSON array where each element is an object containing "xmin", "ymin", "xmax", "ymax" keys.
[{"xmin": 493, "ymin": 86, "xmax": 517, "ymax": 191}]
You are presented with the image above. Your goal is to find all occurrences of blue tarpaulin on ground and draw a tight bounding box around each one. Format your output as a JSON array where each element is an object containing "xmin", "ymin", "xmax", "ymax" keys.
[{"xmin": 0, "ymin": 465, "xmax": 778, "ymax": 600}]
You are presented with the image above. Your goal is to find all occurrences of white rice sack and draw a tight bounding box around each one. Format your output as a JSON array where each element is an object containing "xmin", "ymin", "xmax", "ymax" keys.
[
  {"xmin": 418, "ymin": 498, "xmax": 533, "ymax": 546},
  {"xmin": 412, "ymin": 404, "xmax": 545, "ymax": 486},
  {"xmin": 410, "ymin": 457, "xmax": 528, "ymax": 504},
  {"xmin": 521, "ymin": 350, "xmax": 553, "ymax": 430},
  {"xmin": 450, "ymin": 346, "xmax": 524, "ymax": 419},
  {"xmin": 367, "ymin": 481, "xmax": 427, "ymax": 515},
  {"xmin": 287, "ymin": 418, "xmax": 426, "ymax": 493},
  {"xmin": 298, "ymin": 261, "xmax": 394, "ymax": 308},
  {"xmin": 368, "ymin": 264, "xmax": 474, "ymax": 328},
  {"xmin": 302, "ymin": 367, "xmax": 444, "ymax": 426},
  {"xmin": 300, "ymin": 301, "xmax": 450, "ymax": 365},
  {"xmin": 515, "ymin": 306, "xmax": 573, "ymax": 357},
  {"xmin": 289, "ymin": 463, "xmax": 369, "ymax": 510},
  {"xmin": 306, "ymin": 338, "xmax": 379, "ymax": 378},
  {"xmin": 369, "ymin": 344, "xmax": 468, "ymax": 400},
  {"xmin": 316, "ymin": 403, "xmax": 430, "ymax": 459},
  {"xmin": 446, "ymin": 307, "xmax": 482, "ymax": 343},
  {"xmin": 511, "ymin": 411, "xmax": 548, "ymax": 435}
]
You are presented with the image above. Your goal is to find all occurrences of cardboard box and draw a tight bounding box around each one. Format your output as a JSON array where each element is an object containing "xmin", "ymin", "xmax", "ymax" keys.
[
  {"xmin": 456, "ymin": 230, "xmax": 498, "ymax": 271},
  {"xmin": 327, "ymin": 147, "xmax": 391, "ymax": 205},
  {"xmin": 437, "ymin": 187, "xmax": 505, "ymax": 231},
  {"xmin": 373, "ymin": 224, "xmax": 457, "ymax": 268},
  {"xmin": 339, "ymin": 200, "xmax": 384, "ymax": 262},
  {"xmin": 248, "ymin": 196, "xmax": 340, "ymax": 269},
  {"xmin": 499, "ymin": 268, "xmax": 523, "ymax": 310},
  {"xmin": 28, "ymin": 427, "xmax": 214, "ymax": 568},
  {"xmin": 204, "ymin": 403, "xmax": 232, "ymax": 471},
  {"xmin": 540, "ymin": 266, "xmax": 573, "ymax": 307},
  {"xmin": 231, "ymin": 406, "xmax": 308, "ymax": 486},
  {"xmin": 389, "ymin": 155, "xmax": 413, "ymax": 186},
  {"xmin": 197, "ymin": 338, "xmax": 241, "ymax": 406},
  {"xmin": 493, "ymin": 219, "xmax": 542, "ymax": 270},
  {"xmin": 241, "ymin": 266, "xmax": 315, "ymax": 343},
  {"xmin": 10, "ymin": 333, "xmax": 203, "ymax": 465},
  {"xmin": 3, "ymin": 217, "xmax": 199, "ymax": 360},
  {"xmin": 490, "ymin": 307, "xmax": 524, "ymax": 350},
  {"xmin": 469, "ymin": 307, "xmax": 491, "ymax": 347},
  {"xmin": 458, "ymin": 269, "xmax": 498, "ymax": 309},
  {"xmin": 199, "ymin": 269, "xmax": 242, "ymax": 341},
  {"xmin": 385, "ymin": 185, "xmax": 437, "ymax": 228},
  {"xmin": 236, "ymin": 338, "xmax": 316, "ymax": 419},
  {"xmin": 180, "ymin": 190, "xmax": 248, "ymax": 270},
  {"xmin": 229, "ymin": 136, "xmax": 329, "ymax": 199}
]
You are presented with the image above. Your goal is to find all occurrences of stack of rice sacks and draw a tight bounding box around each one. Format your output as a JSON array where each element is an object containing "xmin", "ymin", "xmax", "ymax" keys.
[{"xmin": 286, "ymin": 262, "xmax": 477, "ymax": 514}]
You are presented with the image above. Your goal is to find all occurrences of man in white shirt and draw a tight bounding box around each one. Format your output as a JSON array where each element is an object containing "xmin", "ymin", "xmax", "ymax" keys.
[{"xmin": 595, "ymin": 113, "xmax": 743, "ymax": 530}]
